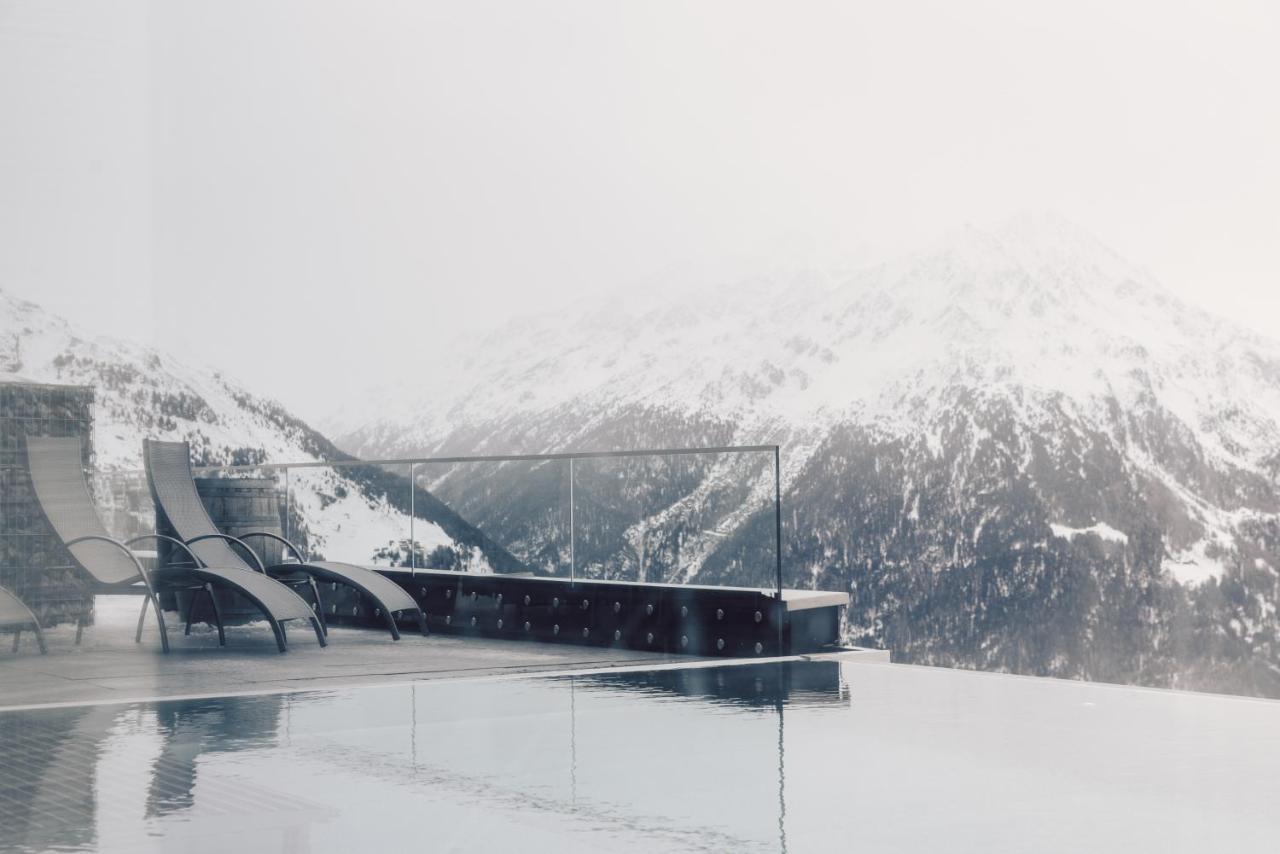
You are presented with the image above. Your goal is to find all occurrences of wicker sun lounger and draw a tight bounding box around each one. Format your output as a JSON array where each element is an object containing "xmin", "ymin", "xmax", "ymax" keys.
[
  {"xmin": 0, "ymin": 585, "xmax": 46, "ymax": 654},
  {"xmin": 25, "ymin": 436, "xmax": 325, "ymax": 653},
  {"xmin": 144, "ymin": 440, "xmax": 427, "ymax": 640}
]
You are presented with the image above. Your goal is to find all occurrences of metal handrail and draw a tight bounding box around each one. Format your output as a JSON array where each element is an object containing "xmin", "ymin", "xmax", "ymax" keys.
[{"xmin": 188, "ymin": 444, "xmax": 780, "ymax": 475}]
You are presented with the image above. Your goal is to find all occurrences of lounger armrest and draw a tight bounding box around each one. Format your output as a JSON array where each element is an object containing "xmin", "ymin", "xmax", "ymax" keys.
[
  {"xmin": 124, "ymin": 534, "xmax": 203, "ymax": 569},
  {"xmin": 185, "ymin": 533, "xmax": 268, "ymax": 573},
  {"xmin": 236, "ymin": 531, "xmax": 308, "ymax": 564},
  {"xmin": 65, "ymin": 535, "xmax": 160, "ymax": 597}
]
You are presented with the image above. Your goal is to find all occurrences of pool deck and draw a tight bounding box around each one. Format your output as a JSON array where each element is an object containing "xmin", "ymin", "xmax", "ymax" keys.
[{"xmin": 0, "ymin": 596, "xmax": 886, "ymax": 710}]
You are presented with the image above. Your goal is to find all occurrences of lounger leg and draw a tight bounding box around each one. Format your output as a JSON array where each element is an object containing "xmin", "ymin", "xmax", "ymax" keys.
[
  {"xmin": 184, "ymin": 587, "xmax": 204, "ymax": 636},
  {"xmin": 416, "ymin": 608, "xmax": 429, "ymax": 637},
  {"xmin": 306, "ymin": 576, "xmax": 328, "ymax": 636},
  {"xmin": 383, "ymin": 606, "xmax": 402, "ymax": 642},
  {"xmin": 310, "ymin": 616, "xmax": 327, "ymax": 648},
  {"xmin": 204, "ymin": 584, "xmax": 225, "ymax": 647},
  {"xmin": 74, "ymin": 616, "xmax": 84, "ymax": 646},
  {"xmin": 10, "ymin": 630, "xmax": 19, "ymax": 653},
  {"xmin": 151, "ymin": 593, "xmax": 171, "ymax": 654},
  {"xmin": 136, "ymin": 596, "xmax": 150, "ymax": 643},
  {"xmin": 32, "ymin": 622, "xmax": 47, "ymax": 655},
  {"xmin": 268, "ymin": 619, "xmax": 287, "ymax": 654}
]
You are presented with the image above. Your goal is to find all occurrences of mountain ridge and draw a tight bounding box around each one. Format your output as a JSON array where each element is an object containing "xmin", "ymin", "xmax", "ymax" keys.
[
  {"xmin": 328, "ymin": 215, "xmax": 1280, "ymax": 696},
  {"xmin": 0, "ymin": 287, "xmax": 521, "ymax": 572}
]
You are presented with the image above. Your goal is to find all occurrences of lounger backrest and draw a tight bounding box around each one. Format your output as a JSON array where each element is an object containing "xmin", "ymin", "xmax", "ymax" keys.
[
  {"xmin": 143, "ymin": 440, "xmax": 253, "ymax": 572},
  {"xmin": 24, "ymin": 436, "xmax": 140, "ymax": 585}
]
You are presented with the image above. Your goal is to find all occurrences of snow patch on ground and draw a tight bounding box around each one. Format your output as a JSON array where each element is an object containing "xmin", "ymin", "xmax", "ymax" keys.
[
  {"xmin": 1050, "ymin": 522, "xmax": 1129, "ymax": 545},
  {"xmin": 1164, "ymin": 538, "xmax": 1226, "ymax": 586}
]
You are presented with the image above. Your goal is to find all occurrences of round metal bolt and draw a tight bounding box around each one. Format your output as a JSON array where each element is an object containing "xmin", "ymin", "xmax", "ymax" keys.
[
  {"xmin": 754, "ymin": 610, "xmax": 762, "ymax": 623},
  {"xmin": 420, "ymin": 587, "xmax": 427, "ymax": 596},
  {"xmin": 470, "ymin": 616, "xmax": 477, "ymax": 627},
  {"xmin": 351, "ymin": 606, "xmax": 358, "ymax": 616},
  {"xmin": 646, "ymin": 632, "xmax": 654, "ymax": 645},
  {"xmin": 681, "ymin": 606, "xmax": 688, "ymax": 618},
  {"xmin": 471, "ymin": 591, "xmax": 477, "ymax": 601},
  {"xmin": 446, "ymin": 589, "xmax": 452, "ymax": 599},
  {"xmin": 614, "ymin": 629, "xmax": 621, "ymax": 641},
  {"xmin": 331, "ymin": 603, "xmax": 337, "ymax": 614},
  {"xmin": 645, "ymin": 603, "xmax": 654, "ymax": 616},
  {"xmin": 716, "ymin": 608, "xmax": 724, "ymax": 621},
  {"xmin": 524, "ymin": 595, "xmax": 531, "ymax": 606},
  {"xmin": 374, "ymin": 608, "xmax": 381, "ymax": 618},
  {"xmin": 717, "ymin": 638, "xmax": 725, "ymax": 651},
  {"xmin": 613, "ymin": 601, "xmax": 621, "ymax": 613},
  {"xmin": 497, "ymin": 619, "xmax": 504, "ymax": 629},
  {"xmin": 581, "ymin": 599, "xmax": 589, "ymax": 610},
  {"xmin": 497, "ymin": 593, "xmax": 503, "ymax": 602},
  {"xmin": 754, "ymin": 642, "xmax": 763, "ymax": 654},
  {"xmin": 446, "ymin": 615, "xmax": 452, "ymax": 625},
  {"xmin": 552, "ymin": 597, "xmax": 560, "ymax": 608},
  {"xmin": 582, "ymin": 628, "xmax": 589, "ymax": 638},
  {"xmin": 524, "ymin": 621, "xmax": 531, "ymax": 631},
  {"xmin": 553, "ymin": 624, "xmax": 560, "ymax": 635},
  {"xmin": 681, "ymin": 635, "xmax": 689, "ymax": 648}
]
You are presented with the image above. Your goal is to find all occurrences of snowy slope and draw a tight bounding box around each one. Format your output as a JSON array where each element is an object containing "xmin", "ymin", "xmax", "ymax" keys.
[
  {"xmin": 331, "ymin": 213, "xmax": 1280, "ymax": 695},
  {"xmin": 336, "ymin": 213, "xmax": 1280, "ymax": 586},
  {"xmin": 0, "ymin": 288, "xmax": 493, "ymax": 570}
]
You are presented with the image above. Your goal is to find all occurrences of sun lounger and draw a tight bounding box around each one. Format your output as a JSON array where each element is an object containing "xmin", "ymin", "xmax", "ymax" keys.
[
  {"xmin": 144, "ymin": 440, "xmax": 427, "ymax": 640},
  {"xmin": 25, "ymin": 436, "xmax": 325, "ymax": 653}
]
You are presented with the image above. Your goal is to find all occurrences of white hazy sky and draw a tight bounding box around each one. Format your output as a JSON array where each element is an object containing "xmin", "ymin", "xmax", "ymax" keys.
[{"xmin": 1, "ymin": 0, "xmax": 1278, "ymax": 424}]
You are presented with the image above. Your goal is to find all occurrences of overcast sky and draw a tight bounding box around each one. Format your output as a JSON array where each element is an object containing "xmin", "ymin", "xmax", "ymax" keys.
[{"xmin": 2, "ymin": 0, "xmax": 1278, "ymax": 424}]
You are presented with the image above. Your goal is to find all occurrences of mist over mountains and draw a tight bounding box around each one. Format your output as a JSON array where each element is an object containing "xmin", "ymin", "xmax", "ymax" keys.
[
  {"xmin": 333, "ymin": 214, "xmax": 1280, "ymax": 696},
  {"xmin": 5, "ymin": 213, "xmax": 1279, "ymax": 695}
]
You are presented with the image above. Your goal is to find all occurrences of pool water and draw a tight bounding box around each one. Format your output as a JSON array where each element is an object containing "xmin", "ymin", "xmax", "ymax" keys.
[{"xmin": 2, "ymin": 660, "xmax": 1279, "ymax": 853}]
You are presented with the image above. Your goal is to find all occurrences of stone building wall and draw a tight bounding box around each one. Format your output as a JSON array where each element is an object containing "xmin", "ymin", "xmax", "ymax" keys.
[{"xmin": 0, "ymin": 379, "xmax": 96, "ymax": 627}]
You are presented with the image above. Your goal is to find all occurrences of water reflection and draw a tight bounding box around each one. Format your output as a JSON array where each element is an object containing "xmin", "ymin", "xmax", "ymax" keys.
[
  {"xmin": 5, "ymin": 662, "xmax": 1280, "ymax": 852},
  {"xmin": 581, "ymin": 660, "xmax": 844, "ymax": 710},
  {"xmin": 0, "ymin": 706, "xmax": 115, "ymax": 852},
  {"xmin": 145, "ymin": 696, "xmax": 284, "ymax": 818},
  {"xmin": 0, "ymin": 663, "xmax": 839, "ymax": 853}
]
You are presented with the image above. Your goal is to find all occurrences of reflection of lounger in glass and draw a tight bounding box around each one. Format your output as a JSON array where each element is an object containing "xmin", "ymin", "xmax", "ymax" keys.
[
  {"xmin": 144, "ymin": 439, "xmax": 427, "ymax": 641},
  {"xmin": 25, "ymin": 436, "xmax": 325, "ymax": 653},
  {"xmin": 0, "ymin": 584, "xmax": 46, "ymax": 654}
]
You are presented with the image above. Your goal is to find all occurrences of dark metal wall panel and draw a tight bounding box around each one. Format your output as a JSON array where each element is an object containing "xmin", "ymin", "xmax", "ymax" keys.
[{"xmin": 319, "ymin": 570, "xmax": 842, "ymax": 656}]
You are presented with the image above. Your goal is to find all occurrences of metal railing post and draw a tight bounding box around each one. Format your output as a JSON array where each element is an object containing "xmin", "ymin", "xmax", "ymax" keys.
[
  {"xmin": 284, "ymin": 467, "xmax": 290, "ymax": 545},
  {"xmin": 775, "ymin": 444, "xmax": 784, "ymax": 654},
  {"xmin": 409, "ymin": 462, "xmax": 416, "ymax": 575},
  {"xmin": 569, "ymin": 456, "xmax": 576, "ymax": 583}
]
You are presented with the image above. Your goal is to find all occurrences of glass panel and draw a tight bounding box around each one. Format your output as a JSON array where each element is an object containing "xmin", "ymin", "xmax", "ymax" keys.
[
  {"xmin": 280, "ymin": 462, "xmax": 412, "ymax": 566},
  {"xmin": 568, "ymin": 450, "xmax": 778, "ymax": 589},
  {"xmin": 412, "ymin": 457, "xmax": 569, "ymax": 576},
  {"xmin": 96, "ymin": 450, "xmax": 784, "ymax": 592}
]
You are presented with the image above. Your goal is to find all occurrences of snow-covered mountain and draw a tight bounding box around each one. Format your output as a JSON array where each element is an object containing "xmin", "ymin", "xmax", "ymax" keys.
[
  {"xmin": 0, "ymin": 288, "xmax": 516, "ymax": 572},
  {"xmin": 334, "ymin": 213, "xmax": 1280, "ymax": 696}
]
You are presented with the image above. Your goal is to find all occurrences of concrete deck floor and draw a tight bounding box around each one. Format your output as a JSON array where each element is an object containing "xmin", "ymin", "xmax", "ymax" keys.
[{"xmin": 0, "ymin": 596, "xmax": 694, "ymax": 710}]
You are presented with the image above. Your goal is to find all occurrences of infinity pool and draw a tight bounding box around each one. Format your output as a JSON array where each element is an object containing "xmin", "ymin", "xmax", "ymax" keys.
[{"xmin": 2, "ymin": 659, "xmax": 1279, "ymax": 853}]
